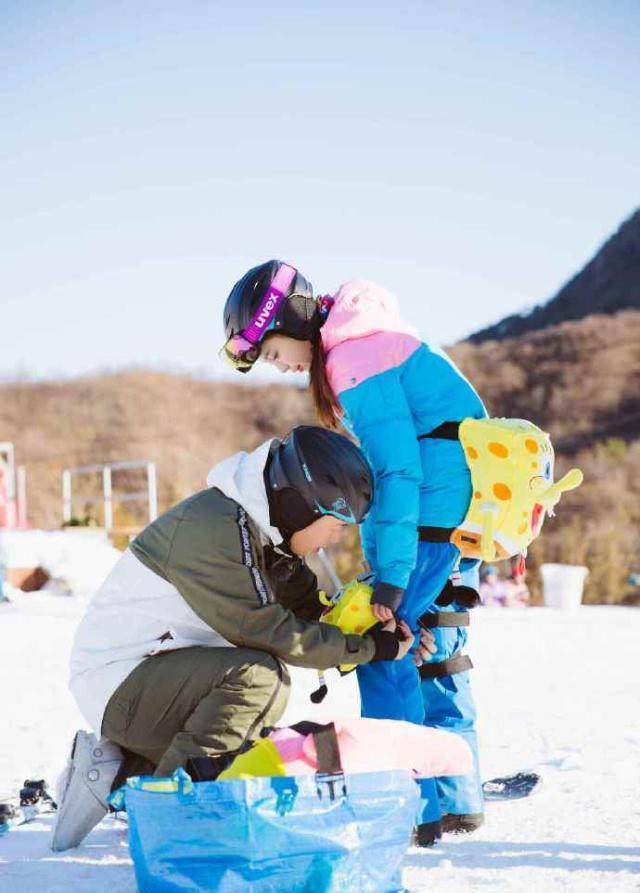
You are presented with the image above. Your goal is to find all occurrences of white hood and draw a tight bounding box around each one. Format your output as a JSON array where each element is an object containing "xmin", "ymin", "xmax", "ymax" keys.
[{"xmin": 206, "ymin": 438, "xmax": 283, "ymax": 546}]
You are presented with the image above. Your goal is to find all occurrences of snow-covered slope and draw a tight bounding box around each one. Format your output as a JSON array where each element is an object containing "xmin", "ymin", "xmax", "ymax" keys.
[
  {"xmin": 1, "ymin": 593, "xmax": 638, "ymax": 892},
  {"xmin": 1, "ymin": 529, "xmax": 121, "ymax": 599}
]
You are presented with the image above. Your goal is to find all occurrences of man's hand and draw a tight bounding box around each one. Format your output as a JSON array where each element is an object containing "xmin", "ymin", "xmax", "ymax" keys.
[
  {"xmin": 391, "ymin": 618, "xmax": 414, "ymax": 661},
  {"xmin": 413, "ymin": 627, "xmax": 437, "ymax": 666},
  {"xmin": 367, "ymin": 617, "xmax": 414, "ymax": 662}
]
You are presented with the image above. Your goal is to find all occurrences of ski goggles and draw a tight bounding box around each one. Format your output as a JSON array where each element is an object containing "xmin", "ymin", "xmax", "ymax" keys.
[
  {"xmin": 220, "ymin": 263, "xmax": 297, "ymax": 372},
  {"xmin": 315, "ymin": 498, "xmax": 358, "ymax": 525}
]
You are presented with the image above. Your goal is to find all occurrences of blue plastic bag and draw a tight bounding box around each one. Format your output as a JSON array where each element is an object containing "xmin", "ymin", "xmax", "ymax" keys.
[{"xmin": 124, "ymin": 768, "xmax": 419, "ymax": 893}]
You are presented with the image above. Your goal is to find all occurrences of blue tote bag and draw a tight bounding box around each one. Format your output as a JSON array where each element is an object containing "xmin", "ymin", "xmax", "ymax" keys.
[{"xmin": 123, "ymin": 723, "xmax": 420, "ymax": 893}]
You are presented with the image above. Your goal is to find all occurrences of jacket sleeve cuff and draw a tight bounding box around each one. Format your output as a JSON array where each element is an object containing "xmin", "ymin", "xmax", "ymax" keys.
[
  {"xmin": 344, "ymin": 633, "xmax": 377, "ymax": 664},
  {"xmin": 371, "ymin": 582, "xmax": 405, "ymax": 611}
]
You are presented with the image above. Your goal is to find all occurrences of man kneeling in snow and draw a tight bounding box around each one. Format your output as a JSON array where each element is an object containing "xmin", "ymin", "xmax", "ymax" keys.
[{"xmin": 52, "ymin": 426, "xmax": 417, "ymax": 851}]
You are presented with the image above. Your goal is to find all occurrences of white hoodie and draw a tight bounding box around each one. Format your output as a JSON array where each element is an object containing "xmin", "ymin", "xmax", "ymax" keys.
[{"xmin": 69, "ymin": 439, "xmax": 278, "ymax": 734}]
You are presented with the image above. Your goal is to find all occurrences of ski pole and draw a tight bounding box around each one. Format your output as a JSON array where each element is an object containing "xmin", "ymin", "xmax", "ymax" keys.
[
  {"xmin": 311, "ymin": 549, "xmax": 342, "ymax": 703},
  {"xmin": 317, "ymin": 548, "xmax": 342, "ymax": 591}
]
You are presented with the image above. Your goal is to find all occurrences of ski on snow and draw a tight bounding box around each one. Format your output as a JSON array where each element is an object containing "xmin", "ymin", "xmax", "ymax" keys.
[
  {"xmin": 0, "ymin": 779, "xmax": 57, "ymax": 834},
  {"xmin": 482, "ymin": 771, "xmax": 542, "ymax": 801}
]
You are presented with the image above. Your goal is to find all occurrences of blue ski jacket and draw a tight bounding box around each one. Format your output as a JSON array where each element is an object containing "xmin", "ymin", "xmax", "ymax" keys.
[{"xmin": 321, "ymin": 280, "xmax": 486, "ymax": 608}]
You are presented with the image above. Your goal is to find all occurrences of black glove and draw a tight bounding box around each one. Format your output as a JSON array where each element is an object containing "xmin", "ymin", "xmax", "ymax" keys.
[
  {"xmin": 371, "ymin": 582, "xmax": 405, "ymax": 612},
  {"xmin": 435, "ymin": 579, "xmax": 481, "ymax": 609},
  {"xmin": 366, "ymin": 623, "xmax": 401, "ymax": 662}
]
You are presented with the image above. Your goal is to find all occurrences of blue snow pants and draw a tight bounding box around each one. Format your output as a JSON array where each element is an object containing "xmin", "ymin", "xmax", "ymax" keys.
[{"xmin": 356, "ymin": 542, "xmax": 484, "ymax": 824}]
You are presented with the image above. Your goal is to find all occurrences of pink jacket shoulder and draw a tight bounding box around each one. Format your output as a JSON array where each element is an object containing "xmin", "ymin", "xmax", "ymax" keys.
[
  {"xmin": 320, "ymin": 279, "xmax": 421, "ymax": 394},
  {"xmin": 326, "ymin": 331, "xmax": 421, "ymax": 395}
]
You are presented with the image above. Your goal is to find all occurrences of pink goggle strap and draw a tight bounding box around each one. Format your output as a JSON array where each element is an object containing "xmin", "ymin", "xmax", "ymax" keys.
[{"xmin": 242, "ymin": 263, "xmax": 297, "ymax": 344}]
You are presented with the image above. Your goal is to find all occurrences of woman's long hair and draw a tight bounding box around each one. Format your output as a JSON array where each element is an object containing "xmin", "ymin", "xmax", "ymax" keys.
[{"xmin": 310, "ymin": 327, "xmax": 342, "ymax": 429}]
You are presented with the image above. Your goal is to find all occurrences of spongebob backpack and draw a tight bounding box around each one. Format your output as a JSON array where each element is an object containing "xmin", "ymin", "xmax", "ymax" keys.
[{"xmin": 421, "ymin": 418, "xmax": 583, "ymax": 562}]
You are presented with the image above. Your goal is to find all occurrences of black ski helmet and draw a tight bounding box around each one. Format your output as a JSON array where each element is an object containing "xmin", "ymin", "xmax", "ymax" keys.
[
  {"xmin": 265, "ymin": 426, "xmax": 374, "ymax": 538},
  {"xmin": 221, "ymin": 260, "xmax": 317, "ymax": 373}
]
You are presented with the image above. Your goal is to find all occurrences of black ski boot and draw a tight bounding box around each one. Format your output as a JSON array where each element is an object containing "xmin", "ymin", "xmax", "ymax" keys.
[
  {"xmin": 412, "ymin": 819, "xmax": 443, "ymax": 848},
  {"xmin": 441, "ymin": 812, "xmax": 484, "ymax": 834}
]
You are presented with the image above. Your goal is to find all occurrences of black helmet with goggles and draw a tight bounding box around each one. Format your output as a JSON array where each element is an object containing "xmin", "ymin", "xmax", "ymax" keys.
[{"xmin": 221, "ymin": 260, "xmax": 317, "ymax": 373}]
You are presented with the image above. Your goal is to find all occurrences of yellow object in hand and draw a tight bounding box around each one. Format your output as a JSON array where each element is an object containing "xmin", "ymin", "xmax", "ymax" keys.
[{"xmin": 319, "ymin": 580, "xmax": 377, "ymax": 674}]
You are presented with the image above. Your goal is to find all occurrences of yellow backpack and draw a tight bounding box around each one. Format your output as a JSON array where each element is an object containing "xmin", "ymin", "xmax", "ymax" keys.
[{"xmin": 449, "ymin": 418, "xmax": 583, "ymax": 562}]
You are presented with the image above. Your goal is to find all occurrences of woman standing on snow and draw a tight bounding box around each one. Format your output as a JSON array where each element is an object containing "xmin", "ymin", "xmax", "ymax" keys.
[{"xmin": 220, "ymin": 260, "xmax": 487, "ymax": 845}]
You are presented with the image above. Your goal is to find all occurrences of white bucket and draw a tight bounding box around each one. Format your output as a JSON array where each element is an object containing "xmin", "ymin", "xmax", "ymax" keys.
[{"xmin": 540, "ymin": 563, "xmax": 589, "ymax": 610}]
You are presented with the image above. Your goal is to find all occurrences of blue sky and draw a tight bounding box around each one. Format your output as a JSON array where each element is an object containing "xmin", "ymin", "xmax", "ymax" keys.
[{"xmin": 2, "ymin": 0, "xmax": 639, "ymax": 382}]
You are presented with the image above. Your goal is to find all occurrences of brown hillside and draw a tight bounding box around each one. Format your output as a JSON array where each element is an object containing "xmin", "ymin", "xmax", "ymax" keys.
[
  {"xmin": 452, "ymin": 311, "xmax": 640, "ymax": 603},
  {"xmin": 0, "ymin": 371, "xmax": 313, "ymax": 529},
  {"xmin": 452, "ymin": 310, "xmax": 640, "ymax": 448}
]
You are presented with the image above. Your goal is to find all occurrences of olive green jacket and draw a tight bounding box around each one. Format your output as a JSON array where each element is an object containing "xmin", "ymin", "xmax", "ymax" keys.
[{"xmin": 130, "ymin": 485, "xmax": 375, "ymax": 670}]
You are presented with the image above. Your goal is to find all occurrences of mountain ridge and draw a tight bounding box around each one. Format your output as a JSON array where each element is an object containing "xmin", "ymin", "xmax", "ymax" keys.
[{"xmin": 470, "ymin": 208, "xmax": 640, "ymax": 342}]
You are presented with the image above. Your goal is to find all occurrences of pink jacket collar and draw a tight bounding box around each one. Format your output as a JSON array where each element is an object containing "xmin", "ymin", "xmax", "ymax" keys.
[{"xmin": 320, "ymin": 279, "xmax": 418, "ymax": 352}]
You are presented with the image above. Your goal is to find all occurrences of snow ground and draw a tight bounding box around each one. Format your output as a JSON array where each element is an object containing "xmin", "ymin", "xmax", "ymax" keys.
[{"xmin": 1, "ymin": 592, "xmax": 639, "ymax": 893}]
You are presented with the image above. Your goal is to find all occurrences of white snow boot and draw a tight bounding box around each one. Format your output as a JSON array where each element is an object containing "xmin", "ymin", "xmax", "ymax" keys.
[{"xmin": 51, "ymin": 730, "xmax": 123, "ymax": 852}]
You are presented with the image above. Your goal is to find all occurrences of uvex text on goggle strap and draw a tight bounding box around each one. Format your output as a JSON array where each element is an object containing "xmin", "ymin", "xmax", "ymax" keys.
[{"xmin": 220, "ymin": 263, "xmax": 297, "ymax": 371}]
